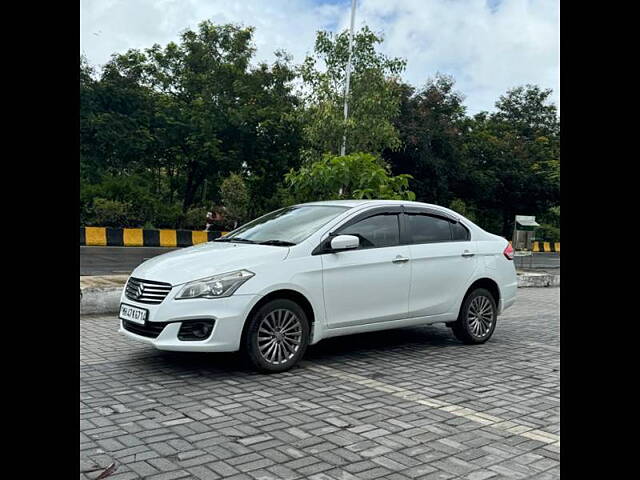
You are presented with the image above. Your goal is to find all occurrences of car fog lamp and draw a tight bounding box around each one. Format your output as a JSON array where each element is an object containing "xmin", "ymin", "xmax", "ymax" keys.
[{"xmin": 192, "ymin": 322, "xmax": 212, "ymax": 338}]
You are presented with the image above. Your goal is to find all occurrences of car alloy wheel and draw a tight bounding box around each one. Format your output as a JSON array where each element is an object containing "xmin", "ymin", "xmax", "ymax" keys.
[
  {"xmin": 467, "ymin": 295, "xmax": 494, "ymax": 338},
  {"xmin": 451, "ymin": 288, "xmax": 497, "ymax": 345},
  {"xmin": 257, "ymin": 309, "xmax": 303, "ymax": 365}
]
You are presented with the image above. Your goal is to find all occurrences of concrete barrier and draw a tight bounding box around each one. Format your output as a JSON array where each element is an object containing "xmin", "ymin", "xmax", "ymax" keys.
[
  {"xmin": 531, "ymin": 241, "xmax": 560, "ymax": 253},
  {"xmin": 80, "ymin": 227, "xmax": 227, "ymax": 247},
  {"xmin": 80, "ymin": 275, "xmax": 129, "ymax": 315},
  {"xmin": 517, "ymin": 271, "xmax": 560, "ymax": 288}
]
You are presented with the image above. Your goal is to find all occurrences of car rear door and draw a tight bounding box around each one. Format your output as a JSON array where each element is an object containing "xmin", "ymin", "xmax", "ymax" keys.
[
  {"xmin": 404, "ymin": 208, "xmax": 478, "ymax": 318},
  {"xmin": 319, "ymin": 206, "xmax": 411, "ymax": 329}
]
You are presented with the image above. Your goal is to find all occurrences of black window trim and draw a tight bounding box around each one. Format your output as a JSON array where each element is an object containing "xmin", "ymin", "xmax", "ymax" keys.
[
  {"xmin": 402, "ymin": 207, "xmax": 471, "ymax": 245},
  {"xmin": 312, "ymin": 206, "xmax": 403, "ymax": 255},
  {"xmin": 311, "ymin": 204, "xmax": 471, "ymax": 254}
]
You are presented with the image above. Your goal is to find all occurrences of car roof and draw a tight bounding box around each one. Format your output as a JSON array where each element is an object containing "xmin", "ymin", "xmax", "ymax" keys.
[
  {"xmin": 299, "ymin": 200, "xmax": 374, "ymax": 208},
  {"xmin": 297, "ymin": 199, "xmax": 449, "ymax": 210},
  {"xmin": 293, "ymin": 200, "xmax": 499, "ymax": 240}
]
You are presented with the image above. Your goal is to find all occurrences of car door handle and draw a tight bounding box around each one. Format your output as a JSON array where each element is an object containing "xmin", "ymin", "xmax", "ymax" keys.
[
  {"xmin": 461, "ymin": 251, "xmax": 475, "ymax": 257},
  {"xmin": 392, "ymin": 255, "xmax": 410, "ymax": 263}
]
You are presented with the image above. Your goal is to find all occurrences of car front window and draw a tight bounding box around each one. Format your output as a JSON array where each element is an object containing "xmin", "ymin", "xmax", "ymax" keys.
[{"xmin": 219, "ymin": 205, "xmax": 349, "ymax": 245}]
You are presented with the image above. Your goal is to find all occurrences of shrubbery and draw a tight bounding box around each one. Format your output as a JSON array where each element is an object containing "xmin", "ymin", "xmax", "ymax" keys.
[
  {"xmin": 285, "ymin": 152, "xmax": 415, "ymax": 203},
  {"xmin": 182, "ymin": 207, "xmax": 208, "ymax": 231},
  {"xmin": 536, "ymin": 224, "xmax": 560, "ymax": 242},
  {"xmin": 536, "ymin": 206, "xmax": 560, "ymax": 242},
  {"xmin": 92, "ymin": 199, "xmax": 134, "ymax": 227},
  {"xmin": 220, "ymin": 173, "xmax": 250, "ymax": 229}
]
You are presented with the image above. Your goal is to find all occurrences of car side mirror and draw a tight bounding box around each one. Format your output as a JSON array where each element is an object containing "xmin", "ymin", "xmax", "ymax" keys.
[{"xmin": 330, "ymin": 234, "xmax": 359, "ymax": 251}]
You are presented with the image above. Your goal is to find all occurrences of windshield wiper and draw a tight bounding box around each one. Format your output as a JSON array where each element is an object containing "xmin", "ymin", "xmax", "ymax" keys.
[
  {"xmin": 258, "ymin": 240, "xmax": 297, "ymax": 246},
  {"xmin": 214, "ymin": 236, "xmax": 256, "ymax": 244}
]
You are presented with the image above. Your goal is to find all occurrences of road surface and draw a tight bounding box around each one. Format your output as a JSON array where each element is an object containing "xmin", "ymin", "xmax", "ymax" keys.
[
  {"xmin": 81, "ymin": 288, "xmax": 560, "ymax": 479},
  {"xmin": 81, "ymin": 246, "xmax": 560, "ymax": 276},
  {"xmin": 80, "ymin": 246, "xmax": 178, "ymax": 276}
]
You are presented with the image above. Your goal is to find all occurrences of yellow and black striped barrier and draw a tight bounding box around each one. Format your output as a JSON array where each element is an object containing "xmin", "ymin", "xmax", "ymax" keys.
[
  {"xmin": 532, "ymin": 241, "xmax": 560, "ymax": 253},
  {"xmin": 80, "ymin": 227, "xmax": 228, "ymax": 247}
]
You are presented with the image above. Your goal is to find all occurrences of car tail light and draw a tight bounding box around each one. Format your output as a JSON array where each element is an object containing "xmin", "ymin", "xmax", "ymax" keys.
[{"xmin": 503, "ymin": 243, "xmax": 514, "ymax": 260}]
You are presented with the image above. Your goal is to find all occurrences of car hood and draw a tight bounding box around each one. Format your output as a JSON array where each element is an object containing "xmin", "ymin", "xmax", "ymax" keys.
[{"xmin": 131, "ymin": 242, "xmax": 290, "ymax": 286}]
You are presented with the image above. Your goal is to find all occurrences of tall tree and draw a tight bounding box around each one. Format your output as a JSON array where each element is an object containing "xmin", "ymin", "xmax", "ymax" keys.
[
  {"xmin": 300, "ymin": 26, "xmax": 406, "ymax": 157},
  {"xmin": 236, "ymin": 52, "xmax": 303, "ymax": 216},
  {"xmin": 460, "ymin": 85, "xmax": 560, "ymax": 235},
  {"xmin": 384, "ymin": 74, "xmax": 467, "ymax": 205},
  {"xmin": 90, "ymin": 21, "xmax": 302, "ymax": 213}
]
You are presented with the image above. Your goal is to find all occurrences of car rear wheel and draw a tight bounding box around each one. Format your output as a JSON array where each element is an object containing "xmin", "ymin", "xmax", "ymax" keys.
[
  {"xmin": 451, "ymin": 288, "xmax": 497, "ymax": 344},
  {"xmin": 243, "ymin": 299, "xmax": 309, "ymax": 373}
]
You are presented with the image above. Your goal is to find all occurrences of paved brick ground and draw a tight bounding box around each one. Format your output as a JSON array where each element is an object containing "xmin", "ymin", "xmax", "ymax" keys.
[{"xmin": 81, "ymin": 288, "xmax": 560, "ymax": 480}]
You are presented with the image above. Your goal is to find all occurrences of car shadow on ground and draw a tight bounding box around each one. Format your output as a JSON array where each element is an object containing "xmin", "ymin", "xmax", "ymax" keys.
[
  {"xmin": 306, "ymin": 324, "xmax": 457, "ymax": 359},
  {"xmin": 140, "ymin": 324, "xmax": 461, "ymax": 376}
]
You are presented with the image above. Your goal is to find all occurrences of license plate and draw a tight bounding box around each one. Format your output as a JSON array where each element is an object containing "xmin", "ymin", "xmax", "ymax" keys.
[{"xmin": 119, "ymin": 303, "xmax": 148, "ymax": 325}]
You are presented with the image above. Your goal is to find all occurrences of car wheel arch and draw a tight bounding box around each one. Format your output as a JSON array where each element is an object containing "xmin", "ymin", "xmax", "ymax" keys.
[
  {"xmin": 240, "ymin": 289, "xmax": 316, "ymax": 348},
  {"xmin": 462, "ymin": 277, "xmax": 501, "ymax": 309}
]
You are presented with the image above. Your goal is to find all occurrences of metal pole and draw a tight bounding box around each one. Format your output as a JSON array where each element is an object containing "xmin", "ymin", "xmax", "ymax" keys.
[{"xmin": 340, "ymin": 0, "xmax": 357, "ymax": 156}]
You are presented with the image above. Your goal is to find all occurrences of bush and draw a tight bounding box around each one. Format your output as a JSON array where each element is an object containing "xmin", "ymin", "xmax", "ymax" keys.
[
  {"xmin": 285, "ymin": 152, "xmax": 415, "ymax": 203},
  {"xmin": 539, "ymin": 205, "xmax": 560, "ymax": 228},
  {"xmin": 81, "ymin": 173, "xmax": 164, "ymax": 227},
  {"xmin": 220, "ymin": 173, "xmax": 250, "ymax": 228},
  {"xmin": 152, "ymin": 203, "xmax": 183, "ymax": 229},
  {"xmin": 536, "ymin": 224, "xmax": 560, "ymax": 242},
  {"xmin": 92, "ymin": 198, "xmax": 133, "ymax": 227},
  {"xmin": 535, "ymin": 205, "xmax": 560, "ymax": 242},
  {"xmin": 183, "ymin": 207, "xmax": 209, "ymax": 230}
]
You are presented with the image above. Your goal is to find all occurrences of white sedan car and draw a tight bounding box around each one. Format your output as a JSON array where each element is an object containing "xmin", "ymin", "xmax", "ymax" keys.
[{"xmin": 119, "ymin": 200, "xmax": 517, "ymax": 372}]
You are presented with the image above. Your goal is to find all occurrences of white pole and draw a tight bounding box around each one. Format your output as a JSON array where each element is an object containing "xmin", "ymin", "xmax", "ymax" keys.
[{"xmin": 340, "ymin": 0, "xmax": 357, "ymax": 156}]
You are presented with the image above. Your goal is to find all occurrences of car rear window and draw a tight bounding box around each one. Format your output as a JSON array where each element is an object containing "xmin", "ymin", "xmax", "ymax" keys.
[
  {"xmin": 406, "ymin": 214, "xmax": 452, "ymax": 243},
  {"xmin": 451, "ymin": 221, "xmax": 471, "ymax": 241}
]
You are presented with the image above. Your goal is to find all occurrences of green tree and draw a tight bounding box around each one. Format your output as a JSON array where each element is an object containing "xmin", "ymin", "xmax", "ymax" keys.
[
  {"xmin": 300, "ymin": 26, "xmax": 406, "ymax": 156},
  {"xmin": 220, "ymin": 173, "xmax": 250, "ymax": 228},
  {"xmin": 285, "ymin": 152, "xmax": 415, "ymax": 203},
  {"xmin": 449, "ymin": 198, "xmax": 477, "ymax": 223},
  {"xmin": 103, "ymin": 22, "xmax": 302, "ymax": 212},
  {"xmin": 236, "ymin": 51, "xmax": 303, "ymax": 216},
  {"xmin": 384, "ymin": 74, "xmax": 467, "ymax": 205},
  {"xmin": 460, "ymin": 85, "xmax": 560, "ymax": 235}
]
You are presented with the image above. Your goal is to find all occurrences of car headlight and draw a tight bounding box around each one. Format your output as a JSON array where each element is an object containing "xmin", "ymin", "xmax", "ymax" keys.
[{"xmin": 176, "ymin": 270, "xmax": 254, "ymax": 299}]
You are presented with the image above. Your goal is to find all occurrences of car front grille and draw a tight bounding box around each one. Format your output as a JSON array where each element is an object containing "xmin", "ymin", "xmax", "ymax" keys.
[
  {"xmin": 125, "ymin": 277, "xmax": 172, "ymax": 305},
  {"xmin": 122, "ymin": 319, "xmax": 167, "ymax": 338}
]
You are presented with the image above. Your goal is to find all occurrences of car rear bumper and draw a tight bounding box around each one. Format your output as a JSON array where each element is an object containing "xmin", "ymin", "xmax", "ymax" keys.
[{"xmin": 499, "ymin": 279, "xmax": 518, "ymax": 314}]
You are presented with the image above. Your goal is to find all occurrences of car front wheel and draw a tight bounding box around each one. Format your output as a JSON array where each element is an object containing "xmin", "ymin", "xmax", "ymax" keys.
[
  {"xmin": 243, "ymin": 299, "xmax": 310, "ymax": 373},
  {"xmin": 451, "ymin": 288, "xmax": 497, "ymax": 344}
]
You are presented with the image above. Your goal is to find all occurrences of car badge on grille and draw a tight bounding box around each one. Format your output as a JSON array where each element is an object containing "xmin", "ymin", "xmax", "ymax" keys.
[{"xmin": 135, "ymin": 284, "xmax": 145, "ymax": 299}]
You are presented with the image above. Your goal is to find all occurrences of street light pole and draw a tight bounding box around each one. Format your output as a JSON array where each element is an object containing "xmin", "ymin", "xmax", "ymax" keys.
[{"xmin": 340, "ymin": 0, "xmax": 357, "ymax": 156}]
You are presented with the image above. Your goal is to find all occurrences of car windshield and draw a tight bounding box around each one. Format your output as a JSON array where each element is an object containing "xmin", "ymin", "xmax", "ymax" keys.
[{"xmin": 218, "ymin": 205, "xmax": 349, "ymax": 245}]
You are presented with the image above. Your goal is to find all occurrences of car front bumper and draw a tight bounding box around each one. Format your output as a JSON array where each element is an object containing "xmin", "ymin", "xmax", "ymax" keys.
[{"xmin": 118, "ymin": 290, "xmax": 261, "ymax": 352}]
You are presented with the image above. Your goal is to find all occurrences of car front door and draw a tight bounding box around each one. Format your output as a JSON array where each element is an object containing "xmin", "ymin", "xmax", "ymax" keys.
[
  {"xmin": 319, "ymin": 207, "xmax": 411, "ymax": 329},
  {"xmin": 404, "ymin": 209, "xmax": 478, "ymax": 318}
]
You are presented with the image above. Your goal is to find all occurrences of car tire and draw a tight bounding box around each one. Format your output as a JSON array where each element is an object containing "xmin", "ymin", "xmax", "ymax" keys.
[
  {"xmin": 451, "ymin": 288, "xmax": 497, "ymax": 344},
  {"xmin": 243, "ymin": 299, "xmax": 310, "ymax": 373}
]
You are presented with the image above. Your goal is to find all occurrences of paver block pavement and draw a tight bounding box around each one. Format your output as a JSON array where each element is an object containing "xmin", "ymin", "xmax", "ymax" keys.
[{"xmin": 81, "ymin": 288, "xmax": 559, "ymax": 479}]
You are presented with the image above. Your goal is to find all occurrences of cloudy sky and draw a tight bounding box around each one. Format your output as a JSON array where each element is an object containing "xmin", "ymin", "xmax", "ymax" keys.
[{"xmin": 80, "ymin": 0, "xmax": 559, "ymax": 114}]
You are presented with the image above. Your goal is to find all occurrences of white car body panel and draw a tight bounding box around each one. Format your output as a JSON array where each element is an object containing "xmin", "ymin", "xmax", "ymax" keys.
[
  {"xmin": 119, "ymin": 200, "xmax": 517, "ymax": 352},
  {"xmin": 321, "ymin": 245, "xmax": 411, "ymax": 328},
  {"xmin": 407, "ymin": 239, "xmax": 478, "ymax": 317}
]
